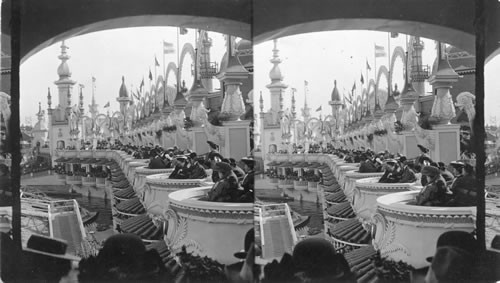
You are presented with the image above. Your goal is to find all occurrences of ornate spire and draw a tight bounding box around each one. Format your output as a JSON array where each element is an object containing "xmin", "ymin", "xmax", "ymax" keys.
[
  {"xmin": 57, "ymin": 41, "xmax": 71, "ymax": 78},
  {"xmin": 259, "ymin": 92, "xmax": 264, "ymax": 113},
  {"xmin": 291, "ymin": 89, "xmax": 296, "ymax": 118},
  {"xmin": 269, "ymin": 39, "xmax": 283, "ymax": 82},
  {"xmin": 119, "ymin": 76, "xmax": 129, "ymax": 98},
  {"xmin": 47, "ymin": 87, "xmax": 52, "ymax": 109}
]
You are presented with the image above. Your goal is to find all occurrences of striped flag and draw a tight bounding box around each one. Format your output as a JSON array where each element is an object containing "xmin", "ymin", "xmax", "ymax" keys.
[
  {"xmin": 163, "ymin": 41, "xmax": 175, "ymax": 54},
  {"xmin": 375, "ymin": 45, "xmax": 386, "ymax": 57}
]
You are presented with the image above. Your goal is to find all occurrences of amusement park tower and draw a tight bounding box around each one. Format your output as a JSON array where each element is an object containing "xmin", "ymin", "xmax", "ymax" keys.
[{"xmin": 46, "ymin": 41, "xmax": 77, "ymax": 158}]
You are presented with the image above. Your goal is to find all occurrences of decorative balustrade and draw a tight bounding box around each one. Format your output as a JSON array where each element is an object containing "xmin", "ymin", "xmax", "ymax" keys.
[
  {"xmin": 373, "ymin": 191, "xmax": 476, "ymax": 269},
  {"xmin": 66, "ymin": 175, "xmax": 82, "ymax": 185},
  {"xmin": 293, "ymin": 180, "xmax": 308, "ymax": 191},
  {"xmin": 96, "ymin": 177, "xmax": 106, "ymax": 189},
  {"xmin": 165, "ymin": 186, "xmax": 253, "ymax": 264},
  {"xmin": 81, "ymin": 176, "xmax": 96, "ymax": 186},
  {"xmin": 133, "ymin": 166, "xmax": 174, "ymax": 196}
]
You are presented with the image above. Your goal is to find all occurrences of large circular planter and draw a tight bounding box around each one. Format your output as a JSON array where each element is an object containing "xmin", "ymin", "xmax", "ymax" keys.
[
  {"xmin": 164, "ymin": 186, "xmax": 253, "ymax": 264},
  {"xmin": 336, "ymin": 164, "xmax": 359, "ymax": 185},
  {"xmin": 343, "ymin": 171, "xmax": 385, "ymax": 202},
  {"xmin": 353, "ymin": 177, "xmax": 417, "ymax": 224},
  {"xmin": 126, "ymin": 161, "xmax": 149, "ymax": 183},
  {"xmin": 133, "ymin": 166, "xmax": 174, "ymax": 195},
  {"xmin": 373, "ymin": 191, "xmax": 476, "ymax": 269},
  {"xmin": 143, "ymin": 173, "xmax": 213, "ymax": 215}
]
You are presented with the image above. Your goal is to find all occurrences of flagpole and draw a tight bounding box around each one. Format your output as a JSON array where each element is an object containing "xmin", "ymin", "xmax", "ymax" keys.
[
  {"xmin": 387, "ymin": 32, "xmax": 391, "ymax": 96},
  {"xmin": 163, "ymin": 41, "xmax": 166, "ymax": 106},
  {"xmin": 177, "ymin": 27, "xmax": 180, "ymax": 93}
]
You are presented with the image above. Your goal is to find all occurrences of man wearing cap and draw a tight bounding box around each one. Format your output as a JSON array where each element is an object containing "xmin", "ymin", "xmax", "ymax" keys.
[
  {"xmin": 207, "ymin": 162, "xmax": 241, "ymax": 202},
  {"xmin": 378, "ymin": 159, "xmax": 400, "ymax": 183},
  {"xmin": 424, "ymin": 231, "xmax": 479, "ymax": 283},
  {"xmin": 239, "ymin": 157, "xmax": 255, "ymax": 202},
  {"xmin": 415, "ymin": 166, "xmax": 450, "ymax": 206},
  {"xmin": 169, "ymin": 156, "xmax": 189, "ymax": 179},
  {"xmin": 186, "ymin": 153, "xmax": 207, "ymax": 179}
]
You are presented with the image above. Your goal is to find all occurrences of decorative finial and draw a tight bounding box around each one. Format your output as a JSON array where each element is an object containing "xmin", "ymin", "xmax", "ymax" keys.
[{"xmin": 47, "ymin": 87, "xmax": 52, "ymax": 108}]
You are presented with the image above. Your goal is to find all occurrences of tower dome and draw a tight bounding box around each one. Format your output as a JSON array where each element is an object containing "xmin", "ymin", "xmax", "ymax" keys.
[
  {"xmin": 119, "ymin": 76, "xmax": 129, "ymax": 98},
  {"xmin": 57, "ymin": 41, "xmax": 71, "ymax": 78},
  {"xmin": 330, "ymin": 80, "xmax": 341, "ymax": 102}
]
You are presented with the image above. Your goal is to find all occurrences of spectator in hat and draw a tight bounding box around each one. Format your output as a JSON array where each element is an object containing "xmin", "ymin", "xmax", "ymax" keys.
[
  {"xmin": 186, "ymin": 153, "xmax": 207, "ymax": 179},
  {"xmin": 78, "ymin": 234, "xmax": 170, "ymax": 283},
  {"xmin": 229, "ymin": 158, "xmax": 246, "ymax": 181},
  {"xmin": 169, "ymin": 155, "xmax": 189, "ymax": 179},
  {"xmin": 448, "ymin": 163, "xmax": 477, "ymax": 206},
  {"xmin": 378, "ymin": 159, "xmax": 400, "ymax": 183},
  {"xmin": 415, "ymin": 166, "xmax": 451, "ymax": 206},
  {"xmin": 18, "ymin": 234, "xmax": 80, "ymax": 283},
  {"xmin": 358, "ymin": 155, "xmax": 379, "ymax": 173},
  {"xmin": 207, "ymin": 162, "xmax": 241, "ymax": 202},
  {"xmin": 225, "ymin": 228, "xmax": 257, "ymax": 283},
  {"xmin": 438, "ymin": 162, "xmax": 454, "ymax": 184},
  {"xmin": 148, "ymin": 151, "xmax": 170, "ymax": 169},
  {"xmin": 396, "ymin": 156, "xmax": 417, "ymax": 183},
  {"xmin": 206, "ymin": 141, "xmax": 222, "ymax": 162},
  {"xmin": 424, "ymin": 231, "xmax": 479, "ymax": 283},
  {"xmin": 239, "ymin": 157, "xmax": 255, "ymax": 203}
]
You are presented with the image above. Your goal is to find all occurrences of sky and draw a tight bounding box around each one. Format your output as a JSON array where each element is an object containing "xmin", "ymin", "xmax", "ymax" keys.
[
  {"xmin": 20, "ymin": 27, "xmax": 227, "ymax": 125},
  {"xmin": 254, "ymin": 31, "xmax": 437, "ymax": 120}
]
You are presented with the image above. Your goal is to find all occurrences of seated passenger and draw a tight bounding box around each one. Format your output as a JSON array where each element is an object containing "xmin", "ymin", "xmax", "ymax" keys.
[
  {"xmin": 230, "ymin": 158, "xmax": 246, "ymax": 181},
  {"xmin": 186, "ymin": 153, "xmax": 207, "ymax": 179},
  {"xmin": 438, "ymin": 161, "xmax": 454, "ymax": 184},
  {"xmin": 396, "ymin": 156, "xmax": 417, "ymax": 183},
  {"xmin": 169, "ymin": 156, "xmax": 189, "ymax": 179},
  {"xmin": 207, "ymin": 162, "xmax": 241, "ymax": 202},
  {"xmin": 239, "ymin": 157, "xmax": 255, "ymax": 202},
  {"xmin": 448, "ymin": 163, "xmax": 477, "ymax": 206},
  {"xmin": 148, "ymin": 153, "xmax": 170, "ymax": 169},
  {"xmin": 415, "ymin": 166, "xmax": 451, "ymax": 206},
  {"xmin": 378, "ymin": 159, "xmax": 400, "ymax": 183},
  {"xmin": 358, "ymin": 155, "xmax": 379, "ymax": 173}
]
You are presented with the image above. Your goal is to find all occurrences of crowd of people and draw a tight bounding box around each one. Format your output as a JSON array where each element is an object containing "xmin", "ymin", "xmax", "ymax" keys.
[
  {"xmin": 112, "ymin": 141, "xmax": 255, "ymax": 203},
  {"xmin": 335, "ymin": 144, "xmax": 478, "ymax": 207}
]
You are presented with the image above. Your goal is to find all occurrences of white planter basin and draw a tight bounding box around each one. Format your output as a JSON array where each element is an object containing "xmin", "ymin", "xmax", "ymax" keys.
[
  {"xmin": 373, "ymin": 191, "xmax": 476, "ymax": 269},
  {"xmin": 133, "ymin": 166, "xmax": 174, "ymax": 194},
  {"xmin": 353, "ymin": 177, "xmax": 417, "ymax": 224},
  {"xmin": 144, "ymin": 172, "xmax": 213, "ymax": 215},
  {"xmin": 165, "ymin": 186, "xmax": 253, "ymax": 264},
  {"xmin": 336, "ymin": 165, "xmax": 359, "ymax": 185},
  {"xmin": 126, "ymin": 161, "xmax": 149, "ymax": 183},
  {"xmin": 343, "ymin": 171, "xmax": 385, "ymax": 202}
]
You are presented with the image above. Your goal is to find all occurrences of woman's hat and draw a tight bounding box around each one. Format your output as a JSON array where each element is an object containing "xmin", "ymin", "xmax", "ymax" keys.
[
  {"xmin": 23, "ymin": 234, "xmax": 80, "ymax": 261},
  {"xmin": 421, "ymin": 166, "xmax": 440, "ymax": 177},
  {"xmin": 214, "ymin": 162, "xmax": 232, "ymax": 173},
  {"xmin": 292, "ymin": 238, "xmax": 348, "ymax": 279},
  {"xmin": 417, "ymin": 144, "xmax": 429, "ymax": 153},
  {"xmin": 234, "ymin": 228, "xmax": 254, "ymax": 259},
  {"xmin": 241, "ymin": 157, "xmax": 256, "ymax": 166},
  {"xmin": 450, "ymin": 161, "xmax": 465, "ymax": 169},
  {"xmin": 175, "ymin": 155, "xmax": 188, "ymax": 161},
  {"xmin": 207, "ymin": 141, "xmax": 218, "ymax": 149}
]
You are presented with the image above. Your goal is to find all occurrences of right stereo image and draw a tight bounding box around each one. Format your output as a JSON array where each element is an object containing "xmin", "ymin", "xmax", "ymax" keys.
[{"xmin": 253, "ymin": 0, "xmax": 500, "ymax": 282}]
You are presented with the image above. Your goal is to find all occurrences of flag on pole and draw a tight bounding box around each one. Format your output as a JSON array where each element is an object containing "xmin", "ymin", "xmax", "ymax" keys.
[
  {"xmin": 352, "ymin": 81, "xmax": 356, "ymax": 93},
  {"xmin": 149, "ymin": 69, "xmax": 153, "ymax": 81},
  {"xmin": 375, "ymin": 45, "xmax": 386, "ymax": 57},
  {"xmin": 154, "ymin": 56, "xmax": 160, "ymax": 67},
  {"xmin": 104, "ymin": 102, "xmax": 110, "ymax": 108},
  {"xmin": 179, "ymin": 27, "xmax": 188, "ymax": 35},
  {"xmin": 316, "ymin": 106, "xmax": 322, "ymax": 112},
  {"xmin": 360, "ymin": 73, "xmax": 364, "ymax": 84},
  {"xmin": 366, "ymin": 60, "xmax": 371, "ymax": 71},
  {"xmin": 163, "ymin": 41, "xmax": 175, "ymax": 54}
]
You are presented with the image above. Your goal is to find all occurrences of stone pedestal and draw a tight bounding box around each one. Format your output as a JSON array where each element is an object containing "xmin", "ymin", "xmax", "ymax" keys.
[
  {"xmin": 222, "ymin": 120, "xmax": 251, "ymax": 160},
  {"xmin": 190, "ymin": 127, "xmax": 209, "ymax": 154},
  {"xmin": 431, "ymin": 124, "xmax": 460, "ymax": 164},
  {"xmin": 402, "ymin": 131, "xmax": 420, "ymax": 159}
]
